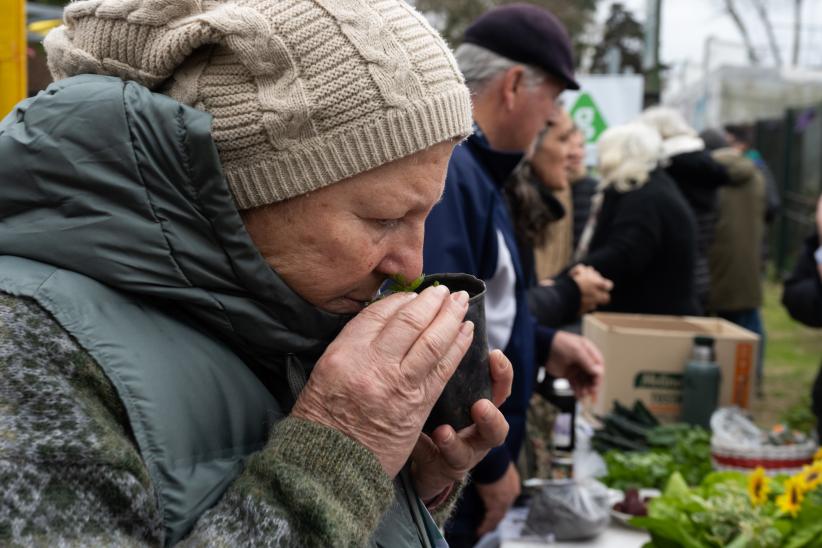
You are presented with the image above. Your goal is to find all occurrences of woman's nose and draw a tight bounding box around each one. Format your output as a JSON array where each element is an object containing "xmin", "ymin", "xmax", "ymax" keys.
[{"xmin": 380, "ymin": 226, "xmax": 424, "ymax": 282}]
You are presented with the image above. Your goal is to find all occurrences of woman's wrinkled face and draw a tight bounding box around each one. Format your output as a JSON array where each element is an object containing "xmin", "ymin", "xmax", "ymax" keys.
[
  {"xmin": 531, "ymin": 109, "xmax": 575, "ymax": 191},
  {"xmin": 241, "ymin": 141, "xmax": 455, "ymax": 315}
]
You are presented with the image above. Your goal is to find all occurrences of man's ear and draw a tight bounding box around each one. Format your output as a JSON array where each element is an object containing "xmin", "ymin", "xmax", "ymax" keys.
[{"xmin": 500, "ymin": 66, "xmax": 526, "ymax": 112}]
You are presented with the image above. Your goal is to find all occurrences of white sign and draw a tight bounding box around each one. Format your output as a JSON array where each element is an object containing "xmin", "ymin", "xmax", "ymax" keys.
[{"xmin": 563, "ymin": 75, "xmax": 645, "ymax": 165}]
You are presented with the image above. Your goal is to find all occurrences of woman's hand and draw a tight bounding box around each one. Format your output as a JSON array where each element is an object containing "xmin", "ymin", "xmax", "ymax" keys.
[
  {"xmin": 291, "ymin": 285, "xmax": 474, "ymax": 478},
  {"xmin": 570, "ymin": 264, "xmax": 613, "ymax": 315},
  {"xmin": 409, "ymin": 349, "xmax": 513, "ymax": 502}
]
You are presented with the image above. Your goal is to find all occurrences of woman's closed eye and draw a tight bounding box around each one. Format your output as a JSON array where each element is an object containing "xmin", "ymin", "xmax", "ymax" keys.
[{"xmin": 375, "ymin": 218, "xmax": 401, "ymax": 229}]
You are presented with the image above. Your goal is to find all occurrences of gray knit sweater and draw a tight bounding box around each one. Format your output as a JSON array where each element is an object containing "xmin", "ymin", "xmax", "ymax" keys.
[{"xmin": 0, "ymin": 292, "xmax": 397, "ymax": 546}]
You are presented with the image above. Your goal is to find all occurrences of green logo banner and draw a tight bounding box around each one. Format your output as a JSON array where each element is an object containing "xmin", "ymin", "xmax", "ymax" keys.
[{"xmin": 570, "ymin": 92, "xmax": 609, "ymax": 143}]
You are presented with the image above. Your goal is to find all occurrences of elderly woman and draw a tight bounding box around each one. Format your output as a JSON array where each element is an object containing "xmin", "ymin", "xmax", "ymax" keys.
[
  {"xmin": 638, "ymin": 107, "xmax": 730, "ymax": 313},
  {"xmin": 504, "ymin": 110, "xmax": 612, "ymax": 328},
  {"xmin": 575, "ymin": 123, "xmax": 699, "ymax": 315},
  {"xmin": 0, "ymin": 1, "xmax": 514, "ymax": 546}
]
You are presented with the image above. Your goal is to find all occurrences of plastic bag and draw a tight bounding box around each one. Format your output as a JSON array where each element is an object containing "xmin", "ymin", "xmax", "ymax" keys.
[{"xmin": 523, "ymin": 478, "xmax": 610, "ymax": 541}]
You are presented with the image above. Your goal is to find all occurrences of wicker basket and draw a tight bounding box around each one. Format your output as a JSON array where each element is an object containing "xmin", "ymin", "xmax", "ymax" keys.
[{"xmin": 711, "ymin": 438, "xmax": 817, "ymax": 476}]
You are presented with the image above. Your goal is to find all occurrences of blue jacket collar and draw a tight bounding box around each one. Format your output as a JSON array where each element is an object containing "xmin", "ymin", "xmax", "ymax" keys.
[{"xmin": 467, "ymin": 125, "xmax": 525, "ymax": 187}]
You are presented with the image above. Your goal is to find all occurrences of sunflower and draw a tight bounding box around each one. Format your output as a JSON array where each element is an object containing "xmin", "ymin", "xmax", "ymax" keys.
[
  {"xmin": 748, "ymin": 467, "xmax": 770, "ymax": 506},
  {"xmin": 798, "ymin": 462, "xmax": 822, "ymax": 493},
  {"xmin": 777, "ymin": 476, "xmax": 805, "ymax": 518},
  {"xmin": 815, "ymin": 447, "xmax": 822, "ymax": 463}
]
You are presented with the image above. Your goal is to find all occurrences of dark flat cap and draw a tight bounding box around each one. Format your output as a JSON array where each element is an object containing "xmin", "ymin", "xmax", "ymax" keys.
[{"xmin": 464, "ymin": 3, "xmax": 580, "ymax": 90}]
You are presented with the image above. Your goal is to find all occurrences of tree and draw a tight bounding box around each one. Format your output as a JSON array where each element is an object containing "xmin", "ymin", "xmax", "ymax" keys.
[
  {"xmin": 722, "ymin": 0, "xmax": 760, "ymax": 65},
  {"xmin": 412, "ymin": 0, "xmax": 599, "ymax": 66},
  {"xmin": 590, "ymin": 3, "xmax": 644, "ymax": 75},
  {"xmin": 751, "ymin": 0, "xmax": 782, "ymax": 67},
  {"xmin": 792, "ymin": 0, "xmax": 804, "ymax": 66}
]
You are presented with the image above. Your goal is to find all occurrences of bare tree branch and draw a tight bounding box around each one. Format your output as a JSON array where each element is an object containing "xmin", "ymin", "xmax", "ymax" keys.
[
  {"xmin": 723, "ymin": 0, "xmax": 760, "ymax": 65},
  {"xmin": 750, "ymin": 0, "xmax": 782, "ymax": 66}
]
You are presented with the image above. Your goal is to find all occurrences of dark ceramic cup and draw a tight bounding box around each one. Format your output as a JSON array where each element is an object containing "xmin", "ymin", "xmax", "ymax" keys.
[{"xmin": 417, "ymin": 273, "xmax": 491, "ymax": 434}]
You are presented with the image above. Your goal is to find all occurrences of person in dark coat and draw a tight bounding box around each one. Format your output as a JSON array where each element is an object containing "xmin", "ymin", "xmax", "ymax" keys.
[
  {"xmin": 725, "ymin": 123, "xmax": 782, "ymax": 270},
  {"xmin": 567, "ymin": 127, "xmax": 599, "ymax": 251},
  {"xmin": 700, "ymin": 128, "xmax": 767, "ymax": 390},
  {"xmin": 639, "ymin": 107, "xmax": 731, "ymax": 313},
  {"xmin": 574, "ymin": 123, "xmax": 700, "ymax": 316},
  {"xmin": 782, "ymin": 195, "xmax": 822, "ymax": 440}
]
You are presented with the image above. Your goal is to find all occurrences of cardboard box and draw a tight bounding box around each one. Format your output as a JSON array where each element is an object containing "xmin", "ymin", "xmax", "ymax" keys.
[{"xmin": 583, "ymin": 313, "xmax": 760, "ymax": 421}]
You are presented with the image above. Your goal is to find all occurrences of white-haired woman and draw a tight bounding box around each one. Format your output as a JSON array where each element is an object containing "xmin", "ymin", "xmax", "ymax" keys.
[
  {"xmin": 574, "ymin": 123, "xmax": 700, "ymax": 315},
  {"xmin": 638, "ymin": 106, "xmax": 730, "ymax": 313}
]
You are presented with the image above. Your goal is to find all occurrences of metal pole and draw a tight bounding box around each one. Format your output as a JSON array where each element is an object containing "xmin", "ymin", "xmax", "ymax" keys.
[
  {"xmin": 0, "ymin": 0, "xmax": 26, "ymax": 116},
  {"xmin": 643, "ymin": 0, "xmax": 662, "ymax": 106}
]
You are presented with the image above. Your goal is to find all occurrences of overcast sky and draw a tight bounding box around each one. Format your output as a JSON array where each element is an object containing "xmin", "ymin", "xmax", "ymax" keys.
[{"xmin": 599, "ymin": 0, "xmax": 822, "ymax": 72}]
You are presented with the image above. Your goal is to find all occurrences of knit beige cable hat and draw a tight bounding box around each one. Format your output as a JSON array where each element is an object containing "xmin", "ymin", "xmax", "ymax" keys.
[{"xmin": 44, "ymin": 0, "xmax": 473, "ymax": 210}]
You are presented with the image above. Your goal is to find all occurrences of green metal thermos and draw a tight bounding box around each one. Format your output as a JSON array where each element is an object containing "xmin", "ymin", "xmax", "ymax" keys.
[{"xmin": 680, "ymin": 335, "xmax": 721, "ymax": 429}]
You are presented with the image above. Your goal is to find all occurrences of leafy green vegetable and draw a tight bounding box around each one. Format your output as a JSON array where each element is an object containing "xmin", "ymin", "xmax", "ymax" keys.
[
  {"xmin": 388, "ymin": 274, "xmax": 426, "ymax": 292},
  {"xmin": 630, "ymin": 470, "xmax": 822, "ymax": 547},
  {"xmin": 600, "ymin": 425, "xmax": 711, "ymax": 490}
]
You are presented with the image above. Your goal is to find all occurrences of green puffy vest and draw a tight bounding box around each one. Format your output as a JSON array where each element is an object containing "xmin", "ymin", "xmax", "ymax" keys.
[{"xmin": 0, "ymin": 75, "xmax": 442, "ymax": 547}]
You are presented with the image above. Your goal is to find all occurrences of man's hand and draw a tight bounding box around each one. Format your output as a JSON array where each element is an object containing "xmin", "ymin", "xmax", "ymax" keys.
[
  {"xmin": 546, "ymin": 331, "xmax": 604, "ymax": 400},
  {"xmin": 410, "ymin": 349, "xmax": 513, "ymax": 503},
  {"xmin": 570, "ymin": 264, "xmax": 613, "ymax": 315},
  {"xmin": 475, "ymin": 463, "xmax": 521, "ymax": 537},
  {"xmin": 292, "ymin": 285, "xmax": 474, "ymax": 478}
]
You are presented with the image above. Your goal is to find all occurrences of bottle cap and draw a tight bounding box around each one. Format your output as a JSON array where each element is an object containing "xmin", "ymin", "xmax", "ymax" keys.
[
  {"xmin": 553, "ymin": 378, "xmax": 573, "ymax": 396},
  {"xmin": 694, "ymin": 335, "xmax": 715, "ymax": 347}
]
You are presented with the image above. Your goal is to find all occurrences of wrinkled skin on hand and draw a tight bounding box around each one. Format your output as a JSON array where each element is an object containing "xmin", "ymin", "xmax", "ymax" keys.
[
  {"xmin": 410, "ymin": 348, "xmax": 513, "ymax": 502},
  {"xmin": 292, "ymin": 285, "xmax": 477, "ymax": 478}
]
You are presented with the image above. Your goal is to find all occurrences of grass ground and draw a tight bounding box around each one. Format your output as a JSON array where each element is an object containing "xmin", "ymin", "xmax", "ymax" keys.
[{"xmin": 749, "ymin": 280, "xmax": 822, "ymax": 429}]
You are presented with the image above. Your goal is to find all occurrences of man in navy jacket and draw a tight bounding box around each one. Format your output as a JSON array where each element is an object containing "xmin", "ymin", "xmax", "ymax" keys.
[{"xmin": 423, "ymin": 5, "xmax": 604, "ymax": 546}]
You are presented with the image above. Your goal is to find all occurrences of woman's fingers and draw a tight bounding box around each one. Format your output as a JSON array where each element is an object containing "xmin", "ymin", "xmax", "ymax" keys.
[
  {"xmin": 489, "ymin": 350, "xmax": 513, "ymax": 407},
  {"xmin": 400, "ymin": 291, "xmax": 471, "ymax": 387},
  {"xmin": 341, "ymin": 291, "xmax": 418, "ymax": 341},
  {"xmin": 428, "ymin": 400, "xmax": 509, "ymax": 473},
  {"xmin": 371, "ymin": 285, "xmax": 452, "ymax": 361}
]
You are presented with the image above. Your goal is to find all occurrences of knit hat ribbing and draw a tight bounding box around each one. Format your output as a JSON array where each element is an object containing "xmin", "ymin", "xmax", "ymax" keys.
[{"xmin": 44, "ymin": 0, "xmax": 473, "ymax": 209}]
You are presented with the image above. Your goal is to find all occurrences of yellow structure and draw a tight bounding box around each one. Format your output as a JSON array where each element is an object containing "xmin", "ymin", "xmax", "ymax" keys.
[{"xmin": 1, "ymin": 0, "xmax": 26, "ymax": 117}]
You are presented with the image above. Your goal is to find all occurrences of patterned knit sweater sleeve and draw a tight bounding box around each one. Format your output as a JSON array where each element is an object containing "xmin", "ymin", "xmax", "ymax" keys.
[{"xmin": 0, "ymin": 293, "xmax": 394, "ymax": 547}]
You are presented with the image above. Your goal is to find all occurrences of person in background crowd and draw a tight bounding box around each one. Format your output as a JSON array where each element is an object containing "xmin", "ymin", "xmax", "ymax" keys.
[
  {"xmin": 0, "ymin": 1, "xmax": 514, "ymax": 546},
  {"xmin": 504, "ymin": 110, "xmax": 612, "ymax": 329},
  {"xmin": 530, "ymin": 108, "xmax": 575, "ymax": 280},
  {"xmin": 574, "ymin": 123, "xmax": 699, "ymax": 316},
  {"xmin": 725, "ymin": 123, "xmax": 782, "ymax": 272},
  {"xmin": 781, "ymin": 194, "xmax": 822, "ymax": 441},
  {"xmin": 567, "ymin": 127, "xmax": 599, "ymax": 251},
  {"xmin": 700, "ymin": 129, "xmax": 767, "ymax": 393},
  {"xmin": 422, "ymin": 5, "xmax": 604, "ymax": 546},
  {"xmin": 639, "ymin": 107, "xmax": 731, "ymax": 313}
]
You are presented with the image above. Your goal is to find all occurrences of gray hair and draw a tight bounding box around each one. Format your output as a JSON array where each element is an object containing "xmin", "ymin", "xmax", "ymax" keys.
[{"xmin": 454, "ymin": 43, "xmax": 546, "ymax": 94}]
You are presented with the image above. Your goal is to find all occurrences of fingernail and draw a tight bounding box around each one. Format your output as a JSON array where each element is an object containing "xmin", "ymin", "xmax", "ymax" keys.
[
  {"xmin": 442, "ymin": 429, "xmax": 455, "ymax": 444},
  {"xmin": 497, "ymin": 357, "xmax": 509, "ymax": 372},
  {"xmin": 432, "ymin": 284, "xmax": 449, "ymax": 298},
  {"xmin": 460, "ymin": 320, "xmax": 474, "ymax": 337},
  {"xmin": 451, "ymin": 290, "xmax": 469, "ymax": 306}
]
